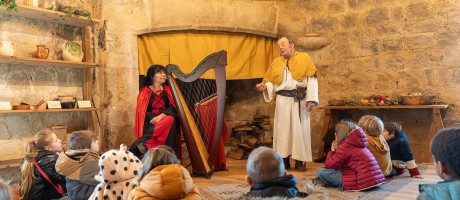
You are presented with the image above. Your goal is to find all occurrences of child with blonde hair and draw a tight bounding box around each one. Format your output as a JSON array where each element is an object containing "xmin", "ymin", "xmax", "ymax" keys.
[
  {"xmin": 128, "ymin": 145, "xmax": 201, "ymax": 200},
  {"xmin": 89, "ymin": 144, "xmax": 142, "ymax": 200},
  {"xmin": 19, "ymin": 129, "xmax": 66, "ymax": 200},
  {"xmin": 383, "ymin": 122, "xmax": 423, "ymax": 179},
  {"xmin": 358, "ymin": 115, "xmax": 392, "ymax": 176},
  {"xmin": 316, "ymin": 120, "xmax": 385, "ymax": 191},
  {"xmin": 55, "ymin": 130, "xmax": 100, "ymax": 200}
]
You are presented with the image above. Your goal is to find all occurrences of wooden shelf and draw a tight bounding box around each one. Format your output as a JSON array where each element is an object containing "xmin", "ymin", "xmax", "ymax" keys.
[
  {"xmin": 0, "ymin": 158, "xmax": 22, "ymax": 169},
  {"xmin": 0, "ymin": 108, "xmax": 103, "ymax": 114},
  {"xmin": 0, "ymin": 55, "xmax": 100, "ymax": 68},
  {"xmin": 1, "ymin": 4, "xmax": 101, "ymax": 27}
]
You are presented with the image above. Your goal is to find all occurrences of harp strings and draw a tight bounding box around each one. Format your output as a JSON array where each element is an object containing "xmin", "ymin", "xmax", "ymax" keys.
[{"xmin": 176, "ymin": 78, "xmax": 217, "ymax": 148}]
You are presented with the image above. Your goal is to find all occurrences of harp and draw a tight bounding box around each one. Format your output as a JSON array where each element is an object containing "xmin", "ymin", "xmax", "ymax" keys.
[{"xmin": 166, "ymin": 50, "xmax": 227, "ymax": 178}]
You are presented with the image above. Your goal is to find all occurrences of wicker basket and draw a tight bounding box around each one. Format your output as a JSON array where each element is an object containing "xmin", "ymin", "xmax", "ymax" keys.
[
  {"xmin": 328, "ymin": 99, "xmax": 345, "ymax": 106},
  {"xmin": 400, "ymin": 95, "xmax": 435, "ymax": 105}
]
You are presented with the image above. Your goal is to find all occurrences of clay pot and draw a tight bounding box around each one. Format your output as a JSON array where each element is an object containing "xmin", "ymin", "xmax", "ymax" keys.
[
  {"xmin": 62, "ymin": 41, "xmax": 84, "ymax": 62},
  {"xmin": 12, "ymin": 104, "xmax": 30, "ymax": 110},
  {"xmin": 34, "ymin": 45, "xmax": 50, "ymax": 59}
]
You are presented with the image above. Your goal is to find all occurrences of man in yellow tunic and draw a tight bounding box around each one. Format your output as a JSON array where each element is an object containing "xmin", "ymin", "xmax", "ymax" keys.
[{"xmin": 256, "ymin": 37, "xmax": 318, "ymax": 171}]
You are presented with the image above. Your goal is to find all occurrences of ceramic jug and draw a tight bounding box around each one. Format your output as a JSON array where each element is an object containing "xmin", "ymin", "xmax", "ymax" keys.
[
  {"xmin": 0, "ymin": 41, "xmax": 16, "ymax": 57},
  {"xmin": 62, "ymin": 41, "xmax": 84, "ymax": 62},
  {"xmin": 34, "ymin": 45, "xmax": 49, "ymax": 59}
]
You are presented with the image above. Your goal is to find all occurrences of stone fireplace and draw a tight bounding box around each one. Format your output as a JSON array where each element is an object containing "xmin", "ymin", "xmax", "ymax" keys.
[{"xmin": 224, "ymin": 79, "xmax": 275, "ymax": 149}]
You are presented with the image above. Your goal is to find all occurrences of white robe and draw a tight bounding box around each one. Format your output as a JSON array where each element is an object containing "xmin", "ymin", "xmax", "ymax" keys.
[{"xmin": 263, "ymin": 67, "xmax": 318, "ymax": 162}]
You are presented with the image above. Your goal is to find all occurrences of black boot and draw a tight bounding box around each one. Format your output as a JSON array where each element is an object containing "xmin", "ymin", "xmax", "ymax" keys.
[
  {"xmin": 314, "ymin": 155, "xmax": 327, "ymax": 163},
  {"xmin": 283, "ymin": 156, "xmax": 291, "ymax": 169},
  {"xmin": 295, "ymin": 160, "xmax": 307, "ymax": 171}
]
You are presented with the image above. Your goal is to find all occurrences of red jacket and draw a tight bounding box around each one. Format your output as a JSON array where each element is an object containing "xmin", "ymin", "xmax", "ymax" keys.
[{"xmin": 325, "ymin": 128, "xmax": 386, "ymax": 191}]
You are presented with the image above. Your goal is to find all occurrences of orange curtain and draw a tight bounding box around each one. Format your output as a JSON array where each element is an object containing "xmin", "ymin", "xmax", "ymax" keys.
[{"xmin": 138, "ymin": 31, "xmax": 279, "ymax": 79}]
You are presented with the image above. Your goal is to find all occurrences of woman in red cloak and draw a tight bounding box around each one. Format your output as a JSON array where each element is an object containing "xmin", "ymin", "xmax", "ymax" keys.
[{"xmin": 131, "ymin": 65, "xmax": 180, "ymax": 159}]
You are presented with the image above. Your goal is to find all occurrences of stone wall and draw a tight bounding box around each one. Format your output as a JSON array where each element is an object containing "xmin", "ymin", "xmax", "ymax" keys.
[{"xmin": 97, "ymin": 0, "xmax": 152, "ymax": 150}]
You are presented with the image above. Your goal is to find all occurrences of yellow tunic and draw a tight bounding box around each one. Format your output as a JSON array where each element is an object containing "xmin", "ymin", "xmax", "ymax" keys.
[{"xmin": 262, "ymin": 51, "xmax": 317, "ymax": 85}]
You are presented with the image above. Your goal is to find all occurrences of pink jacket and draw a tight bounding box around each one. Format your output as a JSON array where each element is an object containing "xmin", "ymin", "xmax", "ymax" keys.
[{"xmin": 325, "ymin": 128, "xmax": 386, "ymax": 191}]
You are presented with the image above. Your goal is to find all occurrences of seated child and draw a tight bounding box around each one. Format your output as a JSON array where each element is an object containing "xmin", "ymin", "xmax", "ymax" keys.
[
  {"xmin": 89, "ymin": 144, "xmax": 142, "ymax": 200},
  {"xmin": 316, "ymin": 121, "xmax": 385, "ymax": 191},
  {"xmin": 19, "ymin": 129, "xmax": 66, "ymax": 200},
  {"xmin": 383, "ymin": 122, "xmax": 423, "ymax": 179},
  {"xmin": 245, "ymin": 146, "xmax": 308, "ymax": 198},
  {"xmin": 315, "ymin": 112, "xmax": 353, "ymax": 163},
  {"xmin": 55, "ymin": 130, "xmax": 100, "ymax": 200},
  {"xmin": 358, "ymin": 115, "xmax": 392, "ymax": 177},
  {"xmin": 417, "ymin": 127, "xmax": 460, "ymax": 200},
  {"xmin": 128, "ymin": 145, "xmax": 201, "ymax": 200}
]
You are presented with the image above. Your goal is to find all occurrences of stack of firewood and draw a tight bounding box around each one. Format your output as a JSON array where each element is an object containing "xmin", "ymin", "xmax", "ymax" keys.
[{"xmin": 227, "ymin": 115, "xmax": 272, "ymax": 160}]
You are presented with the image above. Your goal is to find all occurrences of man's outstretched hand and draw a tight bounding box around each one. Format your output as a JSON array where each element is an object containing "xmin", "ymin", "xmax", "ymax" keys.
[{"xmin": 256, "ymin": 83, "xmax": 267, "ymax": 91}]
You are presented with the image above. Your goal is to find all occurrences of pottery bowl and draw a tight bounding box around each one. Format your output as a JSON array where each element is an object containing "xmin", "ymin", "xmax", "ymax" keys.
[{"xmin": 12, "ymin": 104, "xmax": 30, "ymax": 110}]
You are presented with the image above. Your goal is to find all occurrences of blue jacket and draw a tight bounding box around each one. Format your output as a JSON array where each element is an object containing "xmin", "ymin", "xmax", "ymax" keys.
[
  {"xmin": 247, "ymin": 174, "xmax": 308, "ymax": 198},
  {"xmin": 387, "ymin": 132, "xmax": 414, "ymax": 162},
  {"xmin": 417, "ymin": 180, "xmax": 460, "ymax": 200}
]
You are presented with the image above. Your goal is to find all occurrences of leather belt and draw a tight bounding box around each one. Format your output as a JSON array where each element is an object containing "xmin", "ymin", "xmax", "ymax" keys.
[
  {"xmin": 276, "ymin": 86, "xmax": 306, "ymax": 102},
  {"xmin": 276, "ymin": 89, "xmax": 297, "ymax": 97}
]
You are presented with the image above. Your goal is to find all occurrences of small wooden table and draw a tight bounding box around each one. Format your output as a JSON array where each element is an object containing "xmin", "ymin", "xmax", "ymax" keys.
[{"xmin": 317, "ymin": 105, "xmax": 449, "ymax": 163}]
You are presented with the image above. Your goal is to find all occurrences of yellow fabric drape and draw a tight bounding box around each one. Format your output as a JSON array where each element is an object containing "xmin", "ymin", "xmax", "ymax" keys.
[{"xmin": 138, "ymin": 32, "xmax": 279, "ymax": 79}]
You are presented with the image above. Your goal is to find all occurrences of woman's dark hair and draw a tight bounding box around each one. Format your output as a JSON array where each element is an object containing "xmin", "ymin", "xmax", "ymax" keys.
[
  {"xmin": 431, "ymin": 127, "xmax": 460, "ymax": 178},
  {"xmin": 384, "ymin": 122, "xmax": 403, "ymax": 137},
  {"xmin": 143, "ymin": 64, "xmax": 166, "ymax": 86}
]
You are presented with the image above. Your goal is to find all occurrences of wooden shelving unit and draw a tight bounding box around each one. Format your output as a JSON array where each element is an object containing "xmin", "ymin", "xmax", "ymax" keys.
[
  {"xmin": 0, "ymin": 55, "xmax": 100, "ymax": 68},
  {"xmin": 0, "ymin": 4, "xmax": 105, "ymax": 169},
  {"xmin": 2, "ymin": 4, "xmax": 102, "ymax": 27},
  {"xmin": 0, "ymin": 108, "xmax": 103, "ymax": 114}
]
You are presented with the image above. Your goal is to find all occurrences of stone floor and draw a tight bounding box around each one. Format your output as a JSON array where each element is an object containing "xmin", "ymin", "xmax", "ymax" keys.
[{"xmin": 191, "ymin": 158, "xmax": 324, "ymax": 188}]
